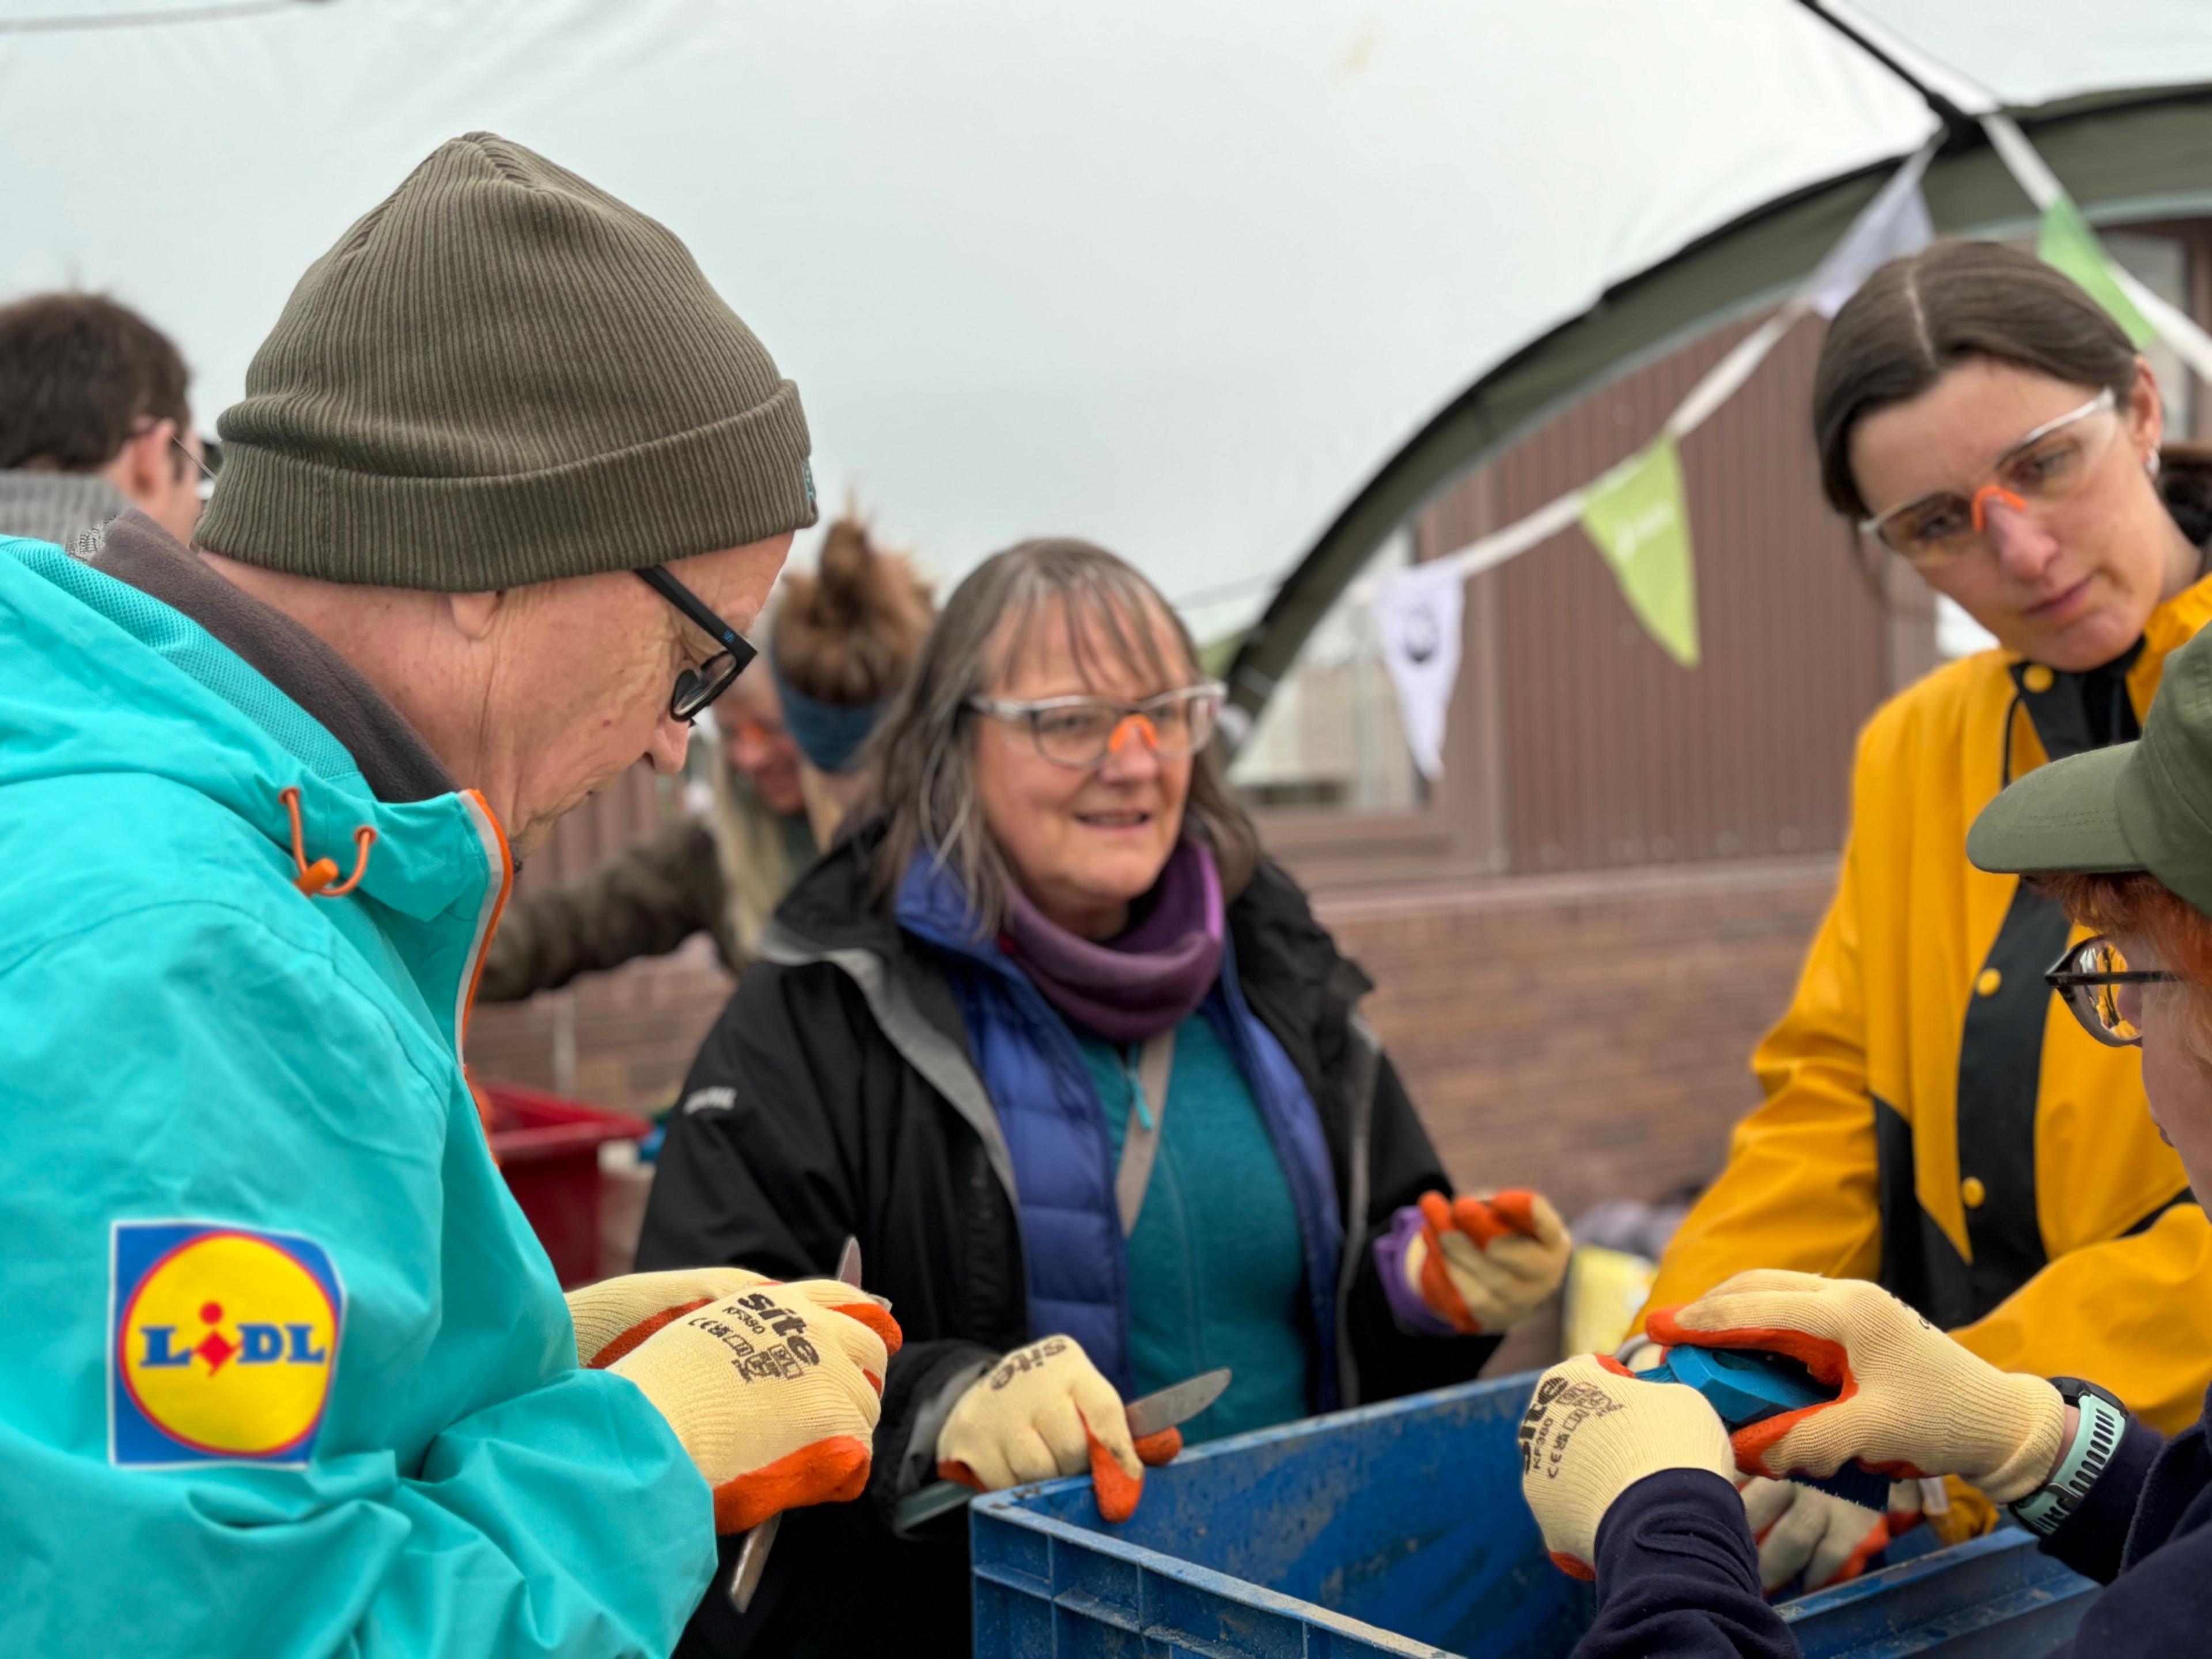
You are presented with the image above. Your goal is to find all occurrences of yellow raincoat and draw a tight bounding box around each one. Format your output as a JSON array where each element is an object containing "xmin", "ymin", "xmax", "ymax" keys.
[{"xmin": 1644, "ymin": 571, "xmax": 2212, "ymax": 1435}]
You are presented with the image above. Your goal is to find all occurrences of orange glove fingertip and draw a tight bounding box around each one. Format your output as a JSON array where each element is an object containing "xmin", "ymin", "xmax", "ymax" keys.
[
  {"xmin": 1452, "ymin": 1194, "xmax": 1506, "ymax": 1245},
  {"xmin": 1132, "ymin": 1426, "xmax": 1183, "ymax": 1467},
  {"xmin": 1085, "ymin": 1427, "xmax": 1145, "ymax": 1524},
  {"xmin": 937, "ymin": 1458, "xmax": 986, "ymax": 1493},
  {"xmin": 827, "ymin": 1299, "xmax": 904, "ymax": 1357},
  {"xmin": 713, "ymin": 1435, "xmax": 873, "ymax": 1533},
  {"xmin": 1490, "ymin": 1189, "xmax": 1541, "ymax": 1236},
  {"xmin": 1418, "ymin": 1243, "xmax": 1484, "ymax": 1334}
]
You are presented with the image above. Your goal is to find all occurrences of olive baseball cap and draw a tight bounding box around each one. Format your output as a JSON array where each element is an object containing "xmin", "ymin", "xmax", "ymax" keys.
[{"xmin": 1968, "ymin": 626, "xmax": 2212, "ymax": 915}]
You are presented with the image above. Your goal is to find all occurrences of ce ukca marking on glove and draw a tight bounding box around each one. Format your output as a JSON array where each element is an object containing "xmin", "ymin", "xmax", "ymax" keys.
[{"xmin": 1518, "ymin": 1371, "xmax": 1624, "ymax": 1481}]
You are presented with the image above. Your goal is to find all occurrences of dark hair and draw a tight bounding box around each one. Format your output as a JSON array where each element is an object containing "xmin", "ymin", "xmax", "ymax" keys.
[
  {"xmin": 857, "ymin": 537, "xmax": 1261, "ymax": 930},
  {"xmin": 770, "ymin": 514, "xmax": 935, "ymax": 707},
  {"xmin": 0, "ymin": 292, "xmax": 191, "ymax": 472},
  {"xmin": 1812, "ymin": 241, "xmax": 2138, "ymax": 518}
]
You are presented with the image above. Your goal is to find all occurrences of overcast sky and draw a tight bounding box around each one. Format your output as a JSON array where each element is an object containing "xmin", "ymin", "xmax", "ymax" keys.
[{"xmin": 6, "ymin": 1, "xmax": 2202, "ymax": 630}]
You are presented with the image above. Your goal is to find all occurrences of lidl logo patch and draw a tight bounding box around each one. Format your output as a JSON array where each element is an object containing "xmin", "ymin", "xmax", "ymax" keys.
[{"xmin": 110, "ymin": 1221, "xmax": 343, "ymax": 1468}]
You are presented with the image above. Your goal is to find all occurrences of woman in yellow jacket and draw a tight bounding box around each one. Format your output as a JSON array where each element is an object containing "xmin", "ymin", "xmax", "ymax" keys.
[{"xmin": 1640, "ymin": 240, "xmax": 2212, "ymax": 1591}]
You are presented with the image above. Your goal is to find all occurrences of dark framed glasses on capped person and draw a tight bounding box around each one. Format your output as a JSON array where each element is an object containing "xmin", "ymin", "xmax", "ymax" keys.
[
  {"xmin": 2046, "ymin": 934, "xmax": 2179, "ymax": 1048},
  {"xmin": 967, "ymin": 681, "xmax": 1229, "ymax": 770},
  {"xmin": 637, "ymin": 566, "xmax": 757, "ymax": 722}
]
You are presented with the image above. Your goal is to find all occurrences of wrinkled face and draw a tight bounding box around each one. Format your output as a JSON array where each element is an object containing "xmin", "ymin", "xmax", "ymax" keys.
[
  {"xmin": 719, "ymin": 671, "xmax": 805, "ymax": 815},
  {"xmin": 502, "ymin": 533, "xmax": 791, "ymax": 855},
  {"xmin": 972, "ymin": 598, "xmax": 1196, "ymax": 940},
  {"xmin": 2113, "ymin": 935, "xmax": 2212, "ymax": 1197},
  {"xmin": 1850, "ymin": 358, "xmax": 2173, "ymax": 672}
]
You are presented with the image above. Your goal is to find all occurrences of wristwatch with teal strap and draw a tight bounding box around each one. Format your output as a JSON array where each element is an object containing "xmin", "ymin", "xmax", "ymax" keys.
[{"xmin": 2010, "ymin": 1377, "xmax": 2129, "ymax": 1537}]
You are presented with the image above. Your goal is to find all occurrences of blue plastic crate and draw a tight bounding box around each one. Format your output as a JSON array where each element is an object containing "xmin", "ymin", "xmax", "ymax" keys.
[{"xmin": 970, "ymin": 1371, "xmax": 2097, "ymax": 1657}]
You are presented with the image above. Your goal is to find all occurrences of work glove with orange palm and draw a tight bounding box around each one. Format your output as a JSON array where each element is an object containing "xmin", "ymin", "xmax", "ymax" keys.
[
  {"xmin": 1737, "ymin": 1476, "xmax": 1925, "ymax": 1594},
  {"xmin": 1647, "ymin": 1270, "xmax": 2066, "ymax": 1505},
  {"xmin": 1382, "ymin": 1188, "xmax": 1572, "ymax": 1336},
  {"xmin": 566, "ymin": 1268, "xmax": 903, "ymax": 1533},
  {"xmin": 935, "ymin": 1335, "xmax": 1183, "ymax": 1522}
]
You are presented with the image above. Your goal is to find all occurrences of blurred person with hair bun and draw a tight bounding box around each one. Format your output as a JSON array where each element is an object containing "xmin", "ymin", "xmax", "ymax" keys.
[
  {"xmin": 477, "ymin": 644, "xmax": 819, "ymax": 1002},
  {"xmin": 768, "ymin": 511, "xmax": 937, "ymax": 844}
]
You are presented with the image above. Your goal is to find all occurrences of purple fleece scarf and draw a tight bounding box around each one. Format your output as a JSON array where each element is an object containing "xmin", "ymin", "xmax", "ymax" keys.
[{"xmin": 1001, "ymin": 836, "xmax": 1225, "ymax": 1043}]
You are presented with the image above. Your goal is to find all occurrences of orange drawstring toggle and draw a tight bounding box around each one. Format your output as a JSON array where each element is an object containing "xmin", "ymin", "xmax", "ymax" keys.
[
  {"xmin": 279, "ymin": 786, "xmax": 377, "ymax": 899},
  {"xmin": 1106, "ymin": 714, "xmax": 1160, "ymax": 755},
  {"xmin": 1970, "ymin": 483, "xmax": 2028, "ymax": 535}
]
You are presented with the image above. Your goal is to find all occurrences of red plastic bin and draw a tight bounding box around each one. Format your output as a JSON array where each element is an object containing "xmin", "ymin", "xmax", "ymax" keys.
[{"xmin": 483, "ymin": 1081, "xmax": 652, "ymax": 1287}]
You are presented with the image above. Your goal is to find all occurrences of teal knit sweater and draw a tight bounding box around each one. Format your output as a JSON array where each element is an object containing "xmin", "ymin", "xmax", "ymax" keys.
[{"xmin": 1076, "ymin": 1013, "xmax": 1310, "ymax": 1442}]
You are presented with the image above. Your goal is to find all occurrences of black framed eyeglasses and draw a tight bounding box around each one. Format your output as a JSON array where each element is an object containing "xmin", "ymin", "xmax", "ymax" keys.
[
  {"xmin": 2046, "ymin": 934, "xmax": 2180, "ymax": 1048},
  {"xmin": 637, "ymin": 566, "xmax": 757, "ymax": 722}
]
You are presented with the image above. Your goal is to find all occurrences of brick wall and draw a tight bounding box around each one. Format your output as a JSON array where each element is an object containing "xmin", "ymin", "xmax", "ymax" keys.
[
  {"xmin": 466, "ymin": 850, "xmax": 1840, "ymax": 1370},
  {"xmin": 1306, "ymin": 853, "xmax": 1839, "ymax": 1372},
  {"xmin": 468, "ymin": 938, "xmax": 733, "ymax": 1111}
]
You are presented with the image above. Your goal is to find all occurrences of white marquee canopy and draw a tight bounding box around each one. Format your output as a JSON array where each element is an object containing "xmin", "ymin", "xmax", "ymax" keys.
[{"xmin": 6, "ymin": 1, "xmax": 2211, "ymax": 638}]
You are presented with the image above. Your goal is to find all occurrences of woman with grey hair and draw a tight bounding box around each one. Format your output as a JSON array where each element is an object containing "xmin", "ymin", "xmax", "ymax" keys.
[{"xmin": 639, "ymin": 537, "xmax": 1570, "ymax": 1656}]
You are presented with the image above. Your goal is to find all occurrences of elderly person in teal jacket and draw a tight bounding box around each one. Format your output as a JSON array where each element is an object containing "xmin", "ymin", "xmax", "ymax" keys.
[{"xmin": 0, "ymin": 135, "xmax": 897, "ymax": 1656}]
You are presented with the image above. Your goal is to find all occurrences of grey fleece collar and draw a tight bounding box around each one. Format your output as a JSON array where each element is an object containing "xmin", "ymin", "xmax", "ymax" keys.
[
  {"xmin": 0, "ymin": 469, "xmax": 131, "ymax": 554},
  {"xmin": 93, "ymin": 510, "xmax": 457, "ymax": 805}
]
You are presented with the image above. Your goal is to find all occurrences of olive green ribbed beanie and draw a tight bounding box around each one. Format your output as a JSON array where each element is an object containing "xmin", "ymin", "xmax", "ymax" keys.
[{"xmin": 196, "ymin": 132, "xmax": 817, "ymax": 590}]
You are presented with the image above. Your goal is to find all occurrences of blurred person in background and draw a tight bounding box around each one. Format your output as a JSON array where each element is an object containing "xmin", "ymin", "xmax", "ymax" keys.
[
  {"xmin": 767, "ymin": 509, "xmax": 937, "ymax": 844},
  {"xmin": 1635, "ymin": 240, "xmax": 2212, "ymax": 1594},
  {"xmin": 478, "ymin": 509, "xmax": 931, "ymax": 1003},
  {"xmin": 639, "ymin": 537, "xmax": 1571, "ymax": 1656},
  {"xmin": 478, "ymin": 661, "xmax": 817, "ymax": 1001},
  {"xmin": 0, "ymin": 133, "xmax": 897, "ymax": 1657},
  {"xmin": 0, "ymin": 292, "xmax": 206, "ymax": 551},
  {"xmin": 1519, "ymin": 621, "xmax": 2212, "ymax": 1656}
]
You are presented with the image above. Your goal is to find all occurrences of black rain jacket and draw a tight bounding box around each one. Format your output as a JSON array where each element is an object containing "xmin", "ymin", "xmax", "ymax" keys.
[{"xmin": 637, "ymin": 826, "xmax": 1500, "ymax": 1656}]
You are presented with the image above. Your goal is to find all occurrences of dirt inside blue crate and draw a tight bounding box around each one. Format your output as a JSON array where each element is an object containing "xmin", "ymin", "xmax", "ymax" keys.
[
  {"xmin": 1012, "ymin": 1377, "xmax": 1595, "ymax": 1654},
  {"xmin": 983, "ymin": 1373, "xmax": 2093, "ymax": 1658}
]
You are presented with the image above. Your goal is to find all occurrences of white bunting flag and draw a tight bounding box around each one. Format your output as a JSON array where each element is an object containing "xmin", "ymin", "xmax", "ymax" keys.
[{"xmin": 1373, "ymin": 559, "xmax": 1467, "ymax": 779}]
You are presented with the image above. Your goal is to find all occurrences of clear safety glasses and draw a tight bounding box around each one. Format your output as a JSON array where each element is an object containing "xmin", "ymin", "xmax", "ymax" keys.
[
  {"xmin": 1859, "ymin": 388, "xmax": 2123, "ymax": 569},
  {"xmin": 2045, "ymin": 933, "xmax": 2179, "ymax": 1048},
  {"xmin": 969, "ymin": 680, "xmax": 1229, "ymax": 770}
]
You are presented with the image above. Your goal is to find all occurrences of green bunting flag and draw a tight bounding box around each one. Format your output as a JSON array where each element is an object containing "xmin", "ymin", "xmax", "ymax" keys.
[
  {"xmin": 2037, "ymin": 196, "xmax": 2156, "ymax": 347},
  {"xmin": 1580, "ymin": 432, "xmax": 1700, "ymax": 668}
]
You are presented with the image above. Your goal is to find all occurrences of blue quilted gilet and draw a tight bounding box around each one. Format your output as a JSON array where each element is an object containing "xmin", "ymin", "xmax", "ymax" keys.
[{"xmin": 895, "ymin": 855, "xmax": 1344, "ymax": 1402}]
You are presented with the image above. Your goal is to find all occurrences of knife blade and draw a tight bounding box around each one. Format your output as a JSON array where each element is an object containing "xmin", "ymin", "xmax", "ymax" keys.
[
  {"xmin": 891, "ymin": 1365, "xmax": 1231, "ymax": 1533},
  {"xmin": 729, "ymin": 1237, "xmax": 866, "ymax": 1614}
]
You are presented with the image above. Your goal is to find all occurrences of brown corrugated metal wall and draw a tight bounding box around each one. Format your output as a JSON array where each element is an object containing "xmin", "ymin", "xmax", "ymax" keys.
[{"xmin": 1416, "ymin": 314, "xmax": 1895, "ymax": 877}]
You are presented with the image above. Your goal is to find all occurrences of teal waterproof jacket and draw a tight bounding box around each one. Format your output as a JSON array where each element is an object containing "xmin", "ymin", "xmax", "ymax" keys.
[{"xmin": 0, "ymin": 537, "xmax": 715, "ymax": 1655}]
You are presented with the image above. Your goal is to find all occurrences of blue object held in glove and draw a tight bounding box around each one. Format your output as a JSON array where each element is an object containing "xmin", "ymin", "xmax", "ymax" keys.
[{"xmin": 1636, "ymin": 1345, "xmax": 1893, "ymax": 1512}]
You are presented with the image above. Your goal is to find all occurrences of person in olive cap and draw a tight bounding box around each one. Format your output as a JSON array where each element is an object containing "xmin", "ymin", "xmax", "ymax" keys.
[
  {"xmin": 0, "ymin": 134, "xmax": 899, "ymax": 1657},
  {"xmin": 1506, "ymin": 624, "xmax": 2212, "ymax": 1657}
]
